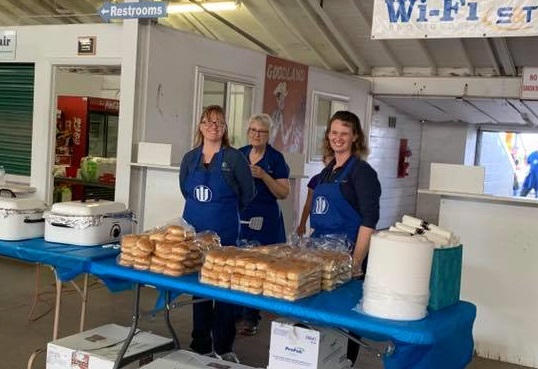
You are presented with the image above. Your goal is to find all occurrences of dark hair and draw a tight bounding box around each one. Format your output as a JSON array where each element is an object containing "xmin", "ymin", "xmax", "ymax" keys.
[
  {"xmin": 193, "ymin": 105, "xmax": 231, "ymax": 148},
  {"xmin": 322, "ymin": 110, "xmax": 369, "ymax": 159}
]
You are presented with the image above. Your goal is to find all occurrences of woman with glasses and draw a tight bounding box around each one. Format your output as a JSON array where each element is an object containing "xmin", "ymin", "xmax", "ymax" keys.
[
  {"xmin": 238, "ymin": 113, "xmax": 290, "ymax": 335},
  {"xmin": 180, "ymin": 105, "xmax": 255, "ymax": 363}
]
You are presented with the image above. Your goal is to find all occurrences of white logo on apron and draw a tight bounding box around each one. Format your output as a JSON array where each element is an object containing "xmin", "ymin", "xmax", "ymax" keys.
[
  {"xmin": 313, "ymin": 196, "xmax": 329, "ymax": 215},
  {"xmin": 194, "ymin": 185, "xmax": 212, "ymax": 202}
]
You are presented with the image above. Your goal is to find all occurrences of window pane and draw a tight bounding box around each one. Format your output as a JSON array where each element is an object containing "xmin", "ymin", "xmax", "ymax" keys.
[
  {"xmin": 309, "ymin": 94, "xmax": 349, "ymax": 162},
  {"xmin": 202, "ymin": 79, "xmax": 225, "ymax": 108},
  {"xmin": 228, "ymin": 82, "xmax": 253, "ymax": 147}
]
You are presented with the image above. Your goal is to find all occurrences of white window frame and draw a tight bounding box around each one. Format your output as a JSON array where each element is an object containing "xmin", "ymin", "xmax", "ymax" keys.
[
  {"xmin": 193, "ymin": 66, "xmax": 256, "ymax": 147},
  {"xmin": 308, "ymin": 91, "xmax": 350, "ymax": 162}
]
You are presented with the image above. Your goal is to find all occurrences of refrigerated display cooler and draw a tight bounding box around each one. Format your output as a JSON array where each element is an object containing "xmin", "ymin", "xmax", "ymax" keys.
[{"xmin": 54, "ymin": 96, "xmax": 119, "ymax": 202}]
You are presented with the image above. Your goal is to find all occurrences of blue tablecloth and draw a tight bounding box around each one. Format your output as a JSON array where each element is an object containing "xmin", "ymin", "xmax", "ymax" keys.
[
  {"xmin": 90, "ymin": 258, "xmax": 476, "ymax": 369},
  {"xmin": 0, "ymin": 238, "xmax": 120, "ymax": 281}
]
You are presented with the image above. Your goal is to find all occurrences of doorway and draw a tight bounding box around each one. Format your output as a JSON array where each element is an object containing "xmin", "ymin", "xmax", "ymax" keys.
[{"xmin": 51, "ymin": 65, "xmax": 121, "ymax": 203}]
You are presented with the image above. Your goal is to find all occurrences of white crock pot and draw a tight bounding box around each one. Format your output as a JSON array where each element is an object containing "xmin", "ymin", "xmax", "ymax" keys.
[
  {"xmin": 44, "ymin": 199, "xmax": 134, "ymax": 246},
  {"xmin": 0, "ymin": 191, "xmax": 46, "ymax": 241}
]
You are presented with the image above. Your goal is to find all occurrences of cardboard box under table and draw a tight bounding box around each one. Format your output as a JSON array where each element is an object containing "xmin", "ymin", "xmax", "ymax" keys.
[
  {"xmin": 268, "ymin": 319, "xmax": 350, "ymax": 369},
  {"xmin": 46, "ymin": 324, "xmax": 173, "ymax": 369},
  {"xmin": 428, "ymin": 245, "xmax": 463, "ymax": 311}
]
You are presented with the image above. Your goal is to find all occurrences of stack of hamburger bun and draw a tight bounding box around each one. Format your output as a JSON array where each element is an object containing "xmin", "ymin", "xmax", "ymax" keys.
[{"xmin": 118, "ymin": 225, "xmax": 220, "ymax": 276}]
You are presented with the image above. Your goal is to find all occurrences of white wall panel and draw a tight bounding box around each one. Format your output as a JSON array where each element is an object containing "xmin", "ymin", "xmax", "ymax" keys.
[{"xmin": 369, "ymin": 100, "xmax": 422, "ymax": 230}]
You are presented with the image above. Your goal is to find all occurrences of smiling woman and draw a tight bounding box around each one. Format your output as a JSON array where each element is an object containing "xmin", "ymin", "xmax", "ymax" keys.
[{"xmin": 179, "ymin": 105, "xmax": 255, "ymax": 361}]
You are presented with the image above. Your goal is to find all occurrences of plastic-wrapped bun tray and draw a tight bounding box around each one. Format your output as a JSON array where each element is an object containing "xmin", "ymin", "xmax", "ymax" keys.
[{"xmin": 44, "ymin": 199, "xmax": 134, "ymax": 246}]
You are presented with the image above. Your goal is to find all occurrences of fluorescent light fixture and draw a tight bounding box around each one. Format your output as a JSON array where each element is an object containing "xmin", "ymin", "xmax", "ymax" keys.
[{"xmin": 168, "ymin": 1, "xmax": 240, "ymax": 13}]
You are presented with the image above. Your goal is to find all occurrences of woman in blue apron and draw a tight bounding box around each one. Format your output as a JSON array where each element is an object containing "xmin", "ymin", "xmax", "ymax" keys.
[
  {"xmin": 310, "ymin": 110, "xmax": 381, "ymax": 366},
  {"xmin": 180, "ymin": 105, "xmax": 255, "ymax": 363},
  {"xmin": 238, "ymin": 113, "xmax": 290, "ymax": 335}
]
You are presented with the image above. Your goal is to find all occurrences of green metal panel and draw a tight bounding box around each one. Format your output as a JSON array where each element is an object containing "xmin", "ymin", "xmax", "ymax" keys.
[{"xmin": 0, "ymin": 64, "xmax": 35, "ymax": 176}]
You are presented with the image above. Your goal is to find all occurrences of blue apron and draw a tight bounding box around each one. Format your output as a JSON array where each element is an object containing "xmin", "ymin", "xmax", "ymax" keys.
[
  {"xmin": 310, "ymin": 157, "xmax": 361, "ymax": 249},
  {"xmin": 182, "ymin": 147, "xmax": 240, "ymax": 246},
  {"xmin": 240, "ymin": 148, "xmax": 286, "ymax": 244}
]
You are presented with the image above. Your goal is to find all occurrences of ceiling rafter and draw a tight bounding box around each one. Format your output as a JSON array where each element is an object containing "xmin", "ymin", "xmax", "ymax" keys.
[
  {"xmin": 34, "ymin": 0, "xmax": 81, "ymax": 24},
  {"xmin": 7, "ymin": 0, "xmax": 59, "ymax": 24},
  {"xmin": 417, "ymin": 40, "xmax": 438, "ymax": 75},
  {"xmin": 264, "ymin": 0, "xmax": 332, "ymax": 70},
  {"xmin": 484, "ymin": 38, "xmax": 502, "ymax": 76},
  {"xmin": 350, "ymin": 0, "xmax": 402, "ymax": 75},
  {"xmin": 241, "ymin": 0, "xmax": 292, "ymax": 59},
  {"xmin": 181, "ymin": 13, "xmax": 221, "ymax": 40},
  {"xmin": 491, "ymin": 37, "xmax": 516, "ymax": 76},
  {"xmin": 457, "ymin": 39, "xmax": 475, "ymax": 76},
  {"xmin": 296, "ymin": 0, "xmax": 370, "ymax": 74},
  {"xmin": 0, "ymin": 1, "xmax": 20, "ymax": 25},
  {"xmin": 185, "ymin": 2, "xmax": 275, "ymax": 55}
]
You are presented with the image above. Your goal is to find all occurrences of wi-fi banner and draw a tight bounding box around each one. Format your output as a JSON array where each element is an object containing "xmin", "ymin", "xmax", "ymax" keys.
[{"xmin": 371, "ymin": 0, "xmax": 538, "ymax": 39}]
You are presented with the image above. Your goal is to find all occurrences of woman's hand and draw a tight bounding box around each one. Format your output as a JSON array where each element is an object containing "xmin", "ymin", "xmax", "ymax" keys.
[
  {"xmin": 352, "ymin": 259, "xmax": 364, "ymax": 279},
  {"xmin": 250, "ymin": 164, "xmax": 266, "ymax": 180},
  {"xmin": 296, "ymin": 224, "xmax": 306, "ymax": 237}
]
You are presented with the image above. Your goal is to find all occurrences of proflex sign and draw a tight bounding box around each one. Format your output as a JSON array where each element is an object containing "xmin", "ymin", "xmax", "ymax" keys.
[{"xmin": 0, "ymin": 30, "xmax": 16, "ymax": 60}]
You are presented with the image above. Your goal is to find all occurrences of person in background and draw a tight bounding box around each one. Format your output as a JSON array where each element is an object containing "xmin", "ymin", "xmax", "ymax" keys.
[
  {"xmin": 238, "ymin": 113, "xmax": 290, "ymax": 335},
  {"xmin": 180, "ymin": 105, "xmax": 255, "ymax": 363},
  {"xmin": 520, "ymin": 150, "xmax": 538, "ymax": 197},
  {"xmin": 309, "ymin": 110, "xmax": 381, "ymax": 365},
  {"xmin": 296, "ymin": 154, "xmax": 333, "ymax": 237}
]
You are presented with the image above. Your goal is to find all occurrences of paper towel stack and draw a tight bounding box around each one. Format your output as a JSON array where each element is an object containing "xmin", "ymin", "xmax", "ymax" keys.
[
  {"xmin": 388, "ymin": 215, "xmax": 459, "ymax": 248},
  {"xmin": 361, "ymin": 231, "xmax": 434, "ymax": 321}
]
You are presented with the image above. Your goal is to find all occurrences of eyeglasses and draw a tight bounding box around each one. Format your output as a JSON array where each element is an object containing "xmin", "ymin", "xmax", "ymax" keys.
[
  {"xmin": 248, "ymin": 128, "xmax": 269, "ymax": 135},
  {"xmin": 202, "ymin": 120, "xmax": 226, "ymax": 128}
]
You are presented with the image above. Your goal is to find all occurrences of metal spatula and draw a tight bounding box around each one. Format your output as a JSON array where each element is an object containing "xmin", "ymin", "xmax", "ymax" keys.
[{"xmin": 240, "ymin": 217, "xmax": 264, "ymax": 231}]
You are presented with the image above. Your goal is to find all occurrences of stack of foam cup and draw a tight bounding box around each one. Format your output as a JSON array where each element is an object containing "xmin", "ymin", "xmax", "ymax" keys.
[{"xmin": 361, "ymin": 231, "xmax": 434, "ymax": 321}]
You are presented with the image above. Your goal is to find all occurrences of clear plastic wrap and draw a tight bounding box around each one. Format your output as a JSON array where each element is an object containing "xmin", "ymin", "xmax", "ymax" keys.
[{"xmin": 117, "ymin": 218, "xmax": 219, "ymax": 277}]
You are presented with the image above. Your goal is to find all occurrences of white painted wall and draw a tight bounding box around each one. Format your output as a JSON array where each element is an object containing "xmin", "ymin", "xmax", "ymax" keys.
[
  {"xmin": 142, "ymin": 25, "xmax": 266, "ymax": 164},
  {"xmin": 137, "ymin": 25, "xmax": 372, "ymax": 234},
  {"xmin": 55, "ymin": 71, "xmax": 121, "ymax": 99},
  {"xmin": 416, "ymin": 123, "xmax": 477, "ymax": 223},
  {"xmin": 439, "ymin": 196, "xmax": 538, "ymax": 367},
  {"xmin": 0, "ymin": 24, "xmax": 123, "ymax": 203},
  {"xmin": 369, "ymin": 100, "xmax": 422, "ymax": 229}
]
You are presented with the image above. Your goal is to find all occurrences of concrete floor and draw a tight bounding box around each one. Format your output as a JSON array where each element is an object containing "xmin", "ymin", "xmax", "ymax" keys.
[{"xmin": 0, "ymin": 257, "xmax": 531, "ymax": 369}]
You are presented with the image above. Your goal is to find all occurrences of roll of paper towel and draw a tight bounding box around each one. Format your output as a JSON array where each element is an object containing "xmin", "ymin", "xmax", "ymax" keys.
[{"xmin": 361, "ymin": 231, "xmax": 434, "ymax": 321}]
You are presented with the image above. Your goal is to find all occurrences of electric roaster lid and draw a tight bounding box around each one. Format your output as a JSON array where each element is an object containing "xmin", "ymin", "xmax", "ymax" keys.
[
  {"xmin": 0, "ymin": 189, "xmax": 46, "ymax": 211},
  {"xmin": 49, "ymin": 199, "xmax": 127, "ymax": 216}
]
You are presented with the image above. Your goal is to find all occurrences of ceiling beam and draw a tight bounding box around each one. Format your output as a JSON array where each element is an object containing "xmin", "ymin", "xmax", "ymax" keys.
[
  {"xmin": 457, "ymin": 39, "xmax": 475, "ymax": 76},
  {"xmin": 264, "ymin": 0, "xmax": 333, "ymax": 70},
  {"xmin": 182, "ymin": 13, "xmax": 221, "ymax": 40},
  {"xmin": 484, "ymin": 39, "xmax": 502, "ymax": 76},
  {"xmin": 417, "ymin": 40, "xmax": 438, "ymax": 75},
  {"xmin": 297, "ymin": 0, "xmax": 370, "ymax": 74},
  {"xmin": 350, "ymin": 0, "xmax": 402, "ymax": 75},
  {"xmin": 0, "ymin": 2, "xmax": 20, "ymax": 25},
  {"xmin": 491, "ymin": 38, "xmax": 516, "ymax": 76},
  {"xmin": 186, "ymin": 0, "xmax": 276, "ymax": 55},
  {"xmin": 6, "ymin": 0, "xmax": 62, "ymax": 24},
  {"xmin": 241, "ymin": 0, "xmax": 292, "ymax": 59},
  {"xmin": 368, "ymin": 76, "xmax": 522, "ymax": 98}
]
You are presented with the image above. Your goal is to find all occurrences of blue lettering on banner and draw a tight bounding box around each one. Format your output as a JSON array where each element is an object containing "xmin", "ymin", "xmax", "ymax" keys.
[
  {"xmin": 382, "ymin": 0, "xmax": 538, "ymax": 25},
  {"xmin": 99, "ymin": 1, "xmax": 167, "ymax": 21}
]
